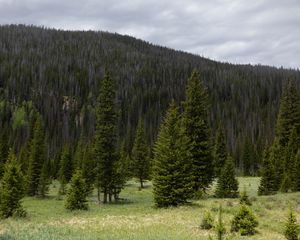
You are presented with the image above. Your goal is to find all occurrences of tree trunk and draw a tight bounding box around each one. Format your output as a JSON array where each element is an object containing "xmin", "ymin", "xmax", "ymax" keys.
[
  {"xmin": 140, "ymin": 177, "xmax": 144, "ymax": 189},
  {"xmin": 103, "ymin": 189, "xmax": 107, "ymax": 204},
  {"xmin": 97, "ymin": 187, "xmax": 101, "ymax": 204}
]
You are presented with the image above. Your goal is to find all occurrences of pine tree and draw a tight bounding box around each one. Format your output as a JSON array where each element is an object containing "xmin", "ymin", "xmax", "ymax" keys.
[
  {"xmin": 132, "ymin": 119, "xmax": 150, "ymax": 189},
  {"xmin": 37, "ymin": 160, "xmax": 50, "ymax": 198},
  {"xmin": 258, "ymin": 147, "xmax": 278, "ymax": 195},
  {"xmin": 215, "ymin": 205, "xmax": 226, "ymax": 240},
  {"xmin": 58, "ymin": 144, "xmax": 72, "ymax": 195},
  {"xmin": 292, "ymin": 150, "xmax": 300, "ymax": 191},
  {"xmin": 276, "ymin": 78, "xmax": 300, "ymax": 147},
  {"xmin": 0, "ymin": 150, "xmax": 26, "ymax": 218},
  {"xmin": 65, "ymin": 170, "xmax": 88, "ymax": 211},
  {"xmin": 215, "ymin": 156, "xmax": 239, "ymax": 198},
  {"xmin": 242, "ymin": 138, "xmax": 253, "ymax": 176},
  {"xmin": 284, "ymin": 207, "xmax": 299, "ymax": 240},
  {"xmin": 94, "ymin": 72, "xmax": 118, "ymax": 203},
  {"xmin": 183, "ymin": 70, "xmax": 213, "ymax": 192},
  {"xmin": 82, "ymin": 144, "xmax": 95, "ymax": 194},
  {"xmin": 283, "ymin": 128, "xmax": 300, "ymax": 192},
  {"xmin": 0, "ymin": 133, "xmax": 9, "ymax": 178},
  {"xmin": 153, "ymin": 102, "xmax": 193, "ymax": 207},
  {"xmin": 213, "ymin": 124, "xmax": 227, "ymax": 177},
  {"xmin": 269, "ymin": 140, "xmax": 285, "ymax": 190},
  {"xmin": 231, "ymin": 204, "xmax": 258, "ymax": 236},
  {"xmin": 27, "ymin": 116, "xmax": 47, "ymax": 196},
  {"xmin": 240, "ymin": 188, "xmax": 251, "ymax": 206}
]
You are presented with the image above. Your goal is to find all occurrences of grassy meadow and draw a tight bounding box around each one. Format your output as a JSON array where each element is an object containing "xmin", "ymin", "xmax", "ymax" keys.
[{"xmin": 0, "ymin": 177, "xmax": 299, "ymax": 240}]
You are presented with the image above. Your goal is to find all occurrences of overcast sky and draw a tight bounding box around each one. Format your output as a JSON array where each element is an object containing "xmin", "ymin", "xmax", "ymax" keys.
[{"xmin": 0, "ymin": 0, "xmax": 299, "ymax": 69}]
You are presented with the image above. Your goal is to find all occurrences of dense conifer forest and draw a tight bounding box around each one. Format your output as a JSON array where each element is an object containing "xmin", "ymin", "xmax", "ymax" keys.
[{"xmin": 0, "ymin": 24, "xmax": 300, "ymax": 176}]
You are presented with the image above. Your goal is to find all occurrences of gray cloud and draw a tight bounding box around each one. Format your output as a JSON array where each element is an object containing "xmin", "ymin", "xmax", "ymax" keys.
[{"xmin": 0, "ymin": 0, "xmax": 299, "ymax": 68}]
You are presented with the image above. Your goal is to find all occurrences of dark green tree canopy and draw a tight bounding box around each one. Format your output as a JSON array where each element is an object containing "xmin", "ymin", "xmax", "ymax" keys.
[
  {"xmin": 215, "ymin": 156, "xmax": 239, "ymax": 198},
  {"xmin": 183, "ymin": 70, "xmax": 213, "ymax": 191},
  {"xmin": 153, "ymin": 102, "xmax": 193, "ymax": 207}
]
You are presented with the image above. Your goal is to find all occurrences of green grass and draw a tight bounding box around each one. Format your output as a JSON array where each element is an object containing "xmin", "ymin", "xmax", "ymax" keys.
[{"xmin": 0, "ymin": 178, "xmax": 299, "ymax": 239}]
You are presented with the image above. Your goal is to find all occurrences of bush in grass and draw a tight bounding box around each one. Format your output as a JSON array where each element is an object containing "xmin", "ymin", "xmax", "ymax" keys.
[
  {"xmin": 201, "ymin": 211, "xmax": 214, "ymax": 230},
  {"xmin": 284, "ymin": 207, "xmax": 299, "ymax": 240},
  {"xmin": 231, "ymin": 204, "xmax": 258, "ymax": 236},
  {"xmin": 65, "ymin": 170, "xmax": 88, "ymax": 210}
]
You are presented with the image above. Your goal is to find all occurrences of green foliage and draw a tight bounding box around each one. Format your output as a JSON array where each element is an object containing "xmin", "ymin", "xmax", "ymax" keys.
[
  {"xmin": 132, "ymin": 119, "xmax": 150, "ymax": 188},
  {"xmin": 201, "ymin": 211, "xmax": 214, "ymax": 230},
  {"xmin": 258, "ymin": 147, "xmax": 278, "ymax": 195},
  {"xmin": 292, "ymin": 150, "xmax": 300, "ymax": 191},
  {"xmin": 284, "ymin": 207, "xmax": 299, "ymax": 240},
  {"xmin": 276, "ymin": 78, "xmax": 300, "ymax": 147},
  {"xmin": 215, "ymin": 156, "xmax": 239, "ymax": 198},
  {"xmin": 153, "ymin": 102, "xmax": 193, "ymax": 207},
  {"xmin": 242, "ymin": 138, "xmax": 256, "ymax": 176},
  {"xmin": 27, "ymin": 116, "xmax": 47, "ymax": 196},
  {"xmin": 215, "ymin": 205, "xmax": 226, "ymax": 240},
  {"xmin": 0, "ymin": 132, "xmax": 9, "ymax": 178},
  {"xmin": 37, "ymin": 161, "xmax": 50, "ymax": 198},
  {"xmin": 59, "ymin": 144, "xmax": 73, "ymax": 184},
  {"xmin": 183, "ymin": 70, "xmax": 213, "ymax": 191},
  {"xmin": 239, "ymin": 188, "xmax": 251, "ymax": 206},
  {"xmin": 65, "ymin": 170, "xmax": 88, "ymax": 211},
  {"xmin": 12, "ymin": 106, "xmax": 27, "ymax": 130},
  {"xmin": 94, "ymin": 72, "xmax": 118, "ymax": 203},
  {"xmin": 81, "ymin": 144, "xmax": 96, "ymax": 194},
  {"xmin": 231, "ymin": 204, "xmax": 258, "ymax": 236},
  {"xmin": 0, "ymin": 149, "xmax": 26, "ymax": 218},
  {"xmin": 213, "ymin": 124, "xmax": 227, "ymax": 177}
]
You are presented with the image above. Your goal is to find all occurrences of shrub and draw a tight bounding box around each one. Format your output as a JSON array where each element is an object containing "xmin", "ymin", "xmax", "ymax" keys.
[
  {"xmin": 284, "ymin": 207, "xmax": 299, "ymax": 240},
  {"xmin": 201, "ymin": 211, "xmax": 214, "ymax": 230},
  {"xmin": 231, "ymin": 204, "xmax": 258, "ymax": 236}
]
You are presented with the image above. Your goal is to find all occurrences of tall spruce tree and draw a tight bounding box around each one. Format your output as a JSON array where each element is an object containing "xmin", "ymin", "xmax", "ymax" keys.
[
  {"xmin": 213, "ymin": 124, "xmax": 227, "ymax": 177},
  {"xmin": 153, "ymin": 102, "xmax": 193, "ymax": 207},
  {"xmin": 242, "ymin": 138, "xmax": 253, "ymax": 176},
  {"xmin": 276, "ymin": 78, "xmax": 300, "ymax": 147},
  {"xmin": 258, "ymin": 147, "xmax": 277, "ymax": 195},
  {"xmin": 0, "ymin": 149, "xmax": 26, "ymax": 218},
  {"xmin": 27, "ymin": 115, "xmax": 47, "ymax": 196},
  {"xmin": 94, "ymin": 72, "xmax": 118, "ymax": 203},
  {"xmin": 183, "ymin": 70, "xmax": 213, "ymax": 192},
  {"xmin": 132, "ymin": 119, "xmax": 150, "ymax": 189},
  {"xmin": 215, "ymin": 156, "xmax": 239, "ymax": 198}
]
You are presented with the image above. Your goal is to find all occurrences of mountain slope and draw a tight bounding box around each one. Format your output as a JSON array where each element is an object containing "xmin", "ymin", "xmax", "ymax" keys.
[{"xmin": 0, "ymin": 24, "xmax": 299, "ymax": 171}]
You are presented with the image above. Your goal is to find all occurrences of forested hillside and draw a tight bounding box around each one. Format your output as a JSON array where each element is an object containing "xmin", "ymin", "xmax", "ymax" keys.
[{"xmin": 0, "ymin": 24, "xmax": 299, "ymax": 173}]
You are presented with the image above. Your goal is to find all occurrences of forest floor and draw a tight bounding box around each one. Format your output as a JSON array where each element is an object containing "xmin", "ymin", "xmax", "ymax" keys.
[{"xmin": 0, "ymin": 177, "xmax": 299, "ymax": 240}]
